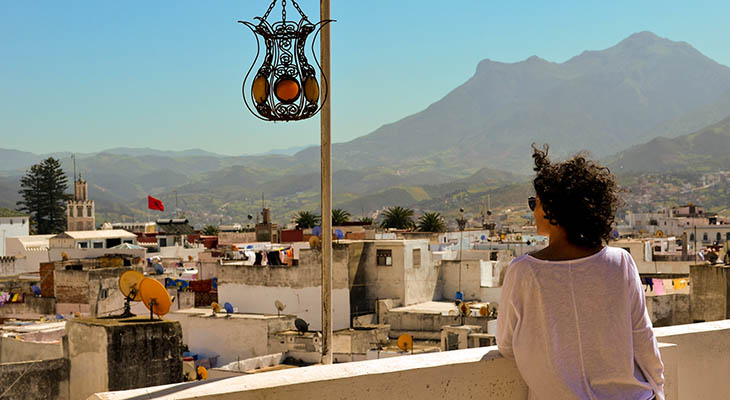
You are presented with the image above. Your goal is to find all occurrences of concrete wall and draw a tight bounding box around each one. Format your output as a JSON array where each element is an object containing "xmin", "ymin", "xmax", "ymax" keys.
[
  {"xmin": 0, "ymin": 336, "xmax": 63, "ymax": 363},
  {"xmin": 646, "ymin": 294, "xmax": 691, "ymax": 327},
  {"xmin": 218, "ymin": 285, "xmax": 350, "ymax": 331},
  {"xmin": 362, "ymin": 242, "xmax": 406, "ymax": 304},
  {"xmin": 88, "ymin": 344, "xmax": 678, "ymax": 400},
  {"xmin": 440, "ymin": 260, "xmax": 482, "ymax": 301},
  {"xmin": 690, "ymin": 264, "xmax": 729, "ymax": 322},
  {"xmin": 403, "ymin": 240, "xmax": 439, "ymax": 305},
  {"xmin": 218, "ymin": 247, "xmax": 351, "ymax": 331},
  {"xmin": 165, "ymin": 309, "xmax": 295, "ymax": 365},
  {"xmin": 0, "ymin": 358, "xmax": 69, "ymax": 400},
  {"xmin": 0, "ymin": 297, "xmax": 55, "ymax": 318}
]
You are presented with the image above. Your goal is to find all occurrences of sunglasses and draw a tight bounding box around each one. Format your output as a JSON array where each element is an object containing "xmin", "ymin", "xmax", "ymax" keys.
[{"xmin": 528, "ymin": 196, "xmax": 536, "ymax": 211}]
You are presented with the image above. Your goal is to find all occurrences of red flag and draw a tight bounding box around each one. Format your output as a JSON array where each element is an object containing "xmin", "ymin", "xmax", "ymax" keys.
[{"xmin": 148, "ymin": 195, "xmax": 165, "ymax": 211}]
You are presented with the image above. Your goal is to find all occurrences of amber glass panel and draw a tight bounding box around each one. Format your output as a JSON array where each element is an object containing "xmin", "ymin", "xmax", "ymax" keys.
[
  {"xmin": 303, "ymin": 76, "xmax": 320, "ymax": 103},
  {"xmin": 275, "ymin": 79, "xmax": 300, "ymax": 102}
]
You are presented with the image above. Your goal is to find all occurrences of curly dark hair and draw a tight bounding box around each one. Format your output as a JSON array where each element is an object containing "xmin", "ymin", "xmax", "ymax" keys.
[{"xmin": 532, "ymin": 144, "xmax": 620, "ymax": 248}]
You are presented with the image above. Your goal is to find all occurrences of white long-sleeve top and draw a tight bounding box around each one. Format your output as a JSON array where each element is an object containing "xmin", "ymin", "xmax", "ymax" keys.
[{"xmin": 497, "ymin": 246, "xmax": 664, "ymax": 400}]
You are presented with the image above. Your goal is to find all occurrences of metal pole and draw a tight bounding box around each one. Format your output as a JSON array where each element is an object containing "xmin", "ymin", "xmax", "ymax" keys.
[{"xmin": 320, "ymin": 0, "xmax": 333, "ymax": 365}]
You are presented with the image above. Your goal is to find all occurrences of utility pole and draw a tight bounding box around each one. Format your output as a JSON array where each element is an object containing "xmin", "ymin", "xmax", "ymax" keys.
[{"xmin": 320, "ymin": 0, "xmax": 333, "ymax": 365}]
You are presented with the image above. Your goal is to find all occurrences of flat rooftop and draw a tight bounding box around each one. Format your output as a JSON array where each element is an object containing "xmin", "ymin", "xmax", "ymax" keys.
[{"xmin": 169, "ymin": 308, "xmax": 294, "ymax": 320}]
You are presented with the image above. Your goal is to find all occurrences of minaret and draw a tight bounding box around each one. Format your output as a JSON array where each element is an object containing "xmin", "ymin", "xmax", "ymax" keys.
[{"xmin": 67, "ymin": 175, "xmax": 95, "ymax": 231}]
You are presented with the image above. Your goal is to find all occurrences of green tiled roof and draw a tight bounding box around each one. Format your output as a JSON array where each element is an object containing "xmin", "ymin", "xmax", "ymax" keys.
[{"xmin": 0, "ymin": 208, "xmax": 28, "ymax": 218}]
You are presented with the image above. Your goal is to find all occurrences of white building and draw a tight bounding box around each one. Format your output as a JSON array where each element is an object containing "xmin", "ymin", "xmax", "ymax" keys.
[
  {"xmin": 4, "ymin": 234, "xmax": 53, "ymax": 274},
  {"xmin": 0, "ymin": 209, "xmax": 30, "ymax": 256}
]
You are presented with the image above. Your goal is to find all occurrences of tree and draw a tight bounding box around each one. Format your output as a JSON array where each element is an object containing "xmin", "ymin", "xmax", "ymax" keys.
[
  {"xmin": 17, "ymin": 157, "xmax": 70, "ymax": 234},
  {"xmin": 202, "ymin": 225, "xmax": 219, "ymax": 236},
  {"xmin": 417, "ymin": 212, "xmax": 446, "ymax": 232},
  {"xmin": 294, "ymin": 211, "xmax": 321, "ymax": 229},
  {"xmin": 380, "ymin": 206, "xmax": 415, "ymax": 230},
  {"xmin": 358, "ymin": 217, "xmax": 373, "ymax": 225},
  {"xmin": 332, "ymin": 209, "xmax": 351, "ymax": 225}
]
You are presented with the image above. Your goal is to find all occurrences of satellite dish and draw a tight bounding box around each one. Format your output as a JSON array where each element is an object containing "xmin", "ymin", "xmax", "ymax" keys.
[
  {"xmin": 308, "ymin": 236, "xmax": 321, "ymax": 249},
  {"xmin": 119, "ymin": 270, "xmax": 144, "ymax": 302},
  {"xmin": 196, "ymin": 366, "xmax": 208, "ymax": 380},
  {"xmin": 224, "ymin": 302, "xmax": 234, "ymax": 314},
  {"xmin": 74, "ymin": 312, "xmax": 81, "ymax": 318},
  {"xmin": 275, "ymin": 300, "xmax": 286, "ymax": 316},
  {"xmin": 655, "ymin": 230, "xmax": 664, "ymax": 238},
  {"xmin": 479, "ymin": 305, "xmax": 488, "ymax": 316},
  {"xmin": 397, "ymin": 333, "xmax": 413, "ymax": 352},
  {"xmin": 211, "ymin": 302, "xmax": 221, "ymax": 314},
  {"xmin": 31, "ymin": 285, "xmax": 41, "ymax": 296},
  {"xmin": 459, "ymin": 302, "xmax": 471, "ymax": 317},
  {"xmin": 139, "ymin": 278, "xmax": 172, "ymax": 319},
  {"xmin": 294, "ymin": 318, "xmax": 309, "ymax": 334},
  {"xmin": 335, "ymin": 229, "xmax": 344, "ymax": 240},
  {"xmin": 312, "ymin": 226, "xmax": 322, "ymax": 237}
]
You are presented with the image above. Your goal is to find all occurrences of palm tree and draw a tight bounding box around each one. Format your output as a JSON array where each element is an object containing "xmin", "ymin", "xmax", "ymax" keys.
[
  {"xmin": 201, "ymin": 225, "xmax": 219, "ymax": 236},
  {"xmin": 294, "ymin": 211, "xmax": 321, "ymax": 229},
  {"xmin": 358, "ymin": 217, "xmax": 373, "ymax": 225},
  {"xmin": 417, "ymin": 212, "xmax": 446, "ymax": 232},
  {"xmin": 380, "ymin": 206, "xmax": 415, "ymax": 230},
  {"xmin": 332, "ymin": 209, "xmax": 351, "ymax": 225}
]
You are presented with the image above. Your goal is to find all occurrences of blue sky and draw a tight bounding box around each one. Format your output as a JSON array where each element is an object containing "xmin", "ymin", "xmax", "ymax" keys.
[{"xmin": 1, "ymin": 0, "xmax": 728, "ymax": 156}]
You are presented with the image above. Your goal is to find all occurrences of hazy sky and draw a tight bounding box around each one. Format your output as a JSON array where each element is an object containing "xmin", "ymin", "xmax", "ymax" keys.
[{"xmin": 1, "ymin": 0, "xmax": 729, "ymax": 156}]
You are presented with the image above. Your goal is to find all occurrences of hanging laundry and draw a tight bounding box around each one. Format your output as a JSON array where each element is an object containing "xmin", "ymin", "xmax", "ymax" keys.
[
  {"xmin": 254, "ymin": 252, "xmax": 263, "ymax": 266},
  {"xmin": 261, "ymin": 251, "xmax": 268, "ymax": 266},
  {"xmin": 652, "ymin": 279, "xmax": 665, "ymax": 295},
  {"xmin": 672, "ymin": 279, "xmax": 688, "ymax": 290},
  {"xmin": 267, "ymin": 251, "xmax": 282, "ymax": 266},
  {"xmin": 642, "ymin": 277, "xmax": 654, "ymax": 291},
  {"xmin": 243, "ymin": 250, "xmax": 256, "ymax": 266}
]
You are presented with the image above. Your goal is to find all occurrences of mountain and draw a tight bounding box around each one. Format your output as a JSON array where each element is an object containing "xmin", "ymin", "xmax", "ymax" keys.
[
  {"xmin": 293, "ymin": 31, "xmax": 730, "ymax": 173},
  {"xmin": 607, "ymin": 114, "xmax": 730, "ymax": 172}
]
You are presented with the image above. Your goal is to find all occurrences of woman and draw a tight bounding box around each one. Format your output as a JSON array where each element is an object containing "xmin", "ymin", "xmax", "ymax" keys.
[{"xmin": 497, "ymin": 145, "xmax": 664, "ymax": 400}]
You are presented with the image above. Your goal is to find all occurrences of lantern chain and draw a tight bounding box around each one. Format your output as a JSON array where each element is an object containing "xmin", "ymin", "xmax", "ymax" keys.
[
  {"xmin": 262, "ymin": 0, "xmax": 277, "ymax": 21},
  {"xmin": 290, "ymin": 0, "xmax": 310, "ymax": 22},
  {"xmin": 282, "ymin": 0, "xmax": 287, "ymax": 22}
]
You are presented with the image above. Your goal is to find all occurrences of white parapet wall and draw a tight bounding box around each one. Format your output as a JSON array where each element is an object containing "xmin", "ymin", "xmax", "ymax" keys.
[
  {"xmin": 655, "ymin": 320, "xmax": 730, "ymax": 400},
  {"xmin": 87, "ymin": 342, "xmax": 679, "ymax": 400}
]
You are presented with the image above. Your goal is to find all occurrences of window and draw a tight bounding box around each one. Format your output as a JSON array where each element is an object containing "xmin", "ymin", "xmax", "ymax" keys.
[
  {"xmin": 376, "ymin": 249, "xmax": 392, "ymax": 266},
  {"xmin": 9, "ymin": 219, "xmax": 12, "ymax": 225},
  {"xmin": 78, "ymin": 242, "xmax": 88, "ymax": 249},
  {"xmin": 92, "ymin": 241, "xmax": 103, "ymax": 249},
  {"xmin": 87, "ymin": 206, "xmax": 93, "ymax": 217},
  {"xmin": 703, "ymin": 233, "xmax": 708, "ymax": 241},
  {"xmin": 159, "ymin": 237, "xmax": 168, "ymax": 247},
  {"xmin": 690, "ymin": 233, "xmax": 695, "ymax": 242},
  {"xmin": 68, "ymin": 208, "xmax": 73, "ymax": 217},
  {"xmin": 726, "ymin": 232, "xmax": 730, "ymax": 241},
  {"xmin": 122, "ymin": 239, "xmax": 133, "ymax": 244},
  {"xmin": 77, "ymin": 206, "xmax": 83, "ymax": 216},
  {"xmin": 413, "ymin": 249, "xmax": 421, "ymax": 267},
  {"xmin": 717, "ymin": 232, "xmax": 722, "ymax": 242}
]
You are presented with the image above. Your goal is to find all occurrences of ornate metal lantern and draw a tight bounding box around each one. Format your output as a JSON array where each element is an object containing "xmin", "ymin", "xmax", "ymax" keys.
[{"xmin": 239, "ymin": 0, "xmax": 333, "ymax": 121}]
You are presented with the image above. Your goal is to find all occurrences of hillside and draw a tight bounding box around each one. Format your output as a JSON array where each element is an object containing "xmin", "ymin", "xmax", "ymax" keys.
[{"xmin": 607, "ymin": 115, "xmax": 730, "ymax": 173}]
